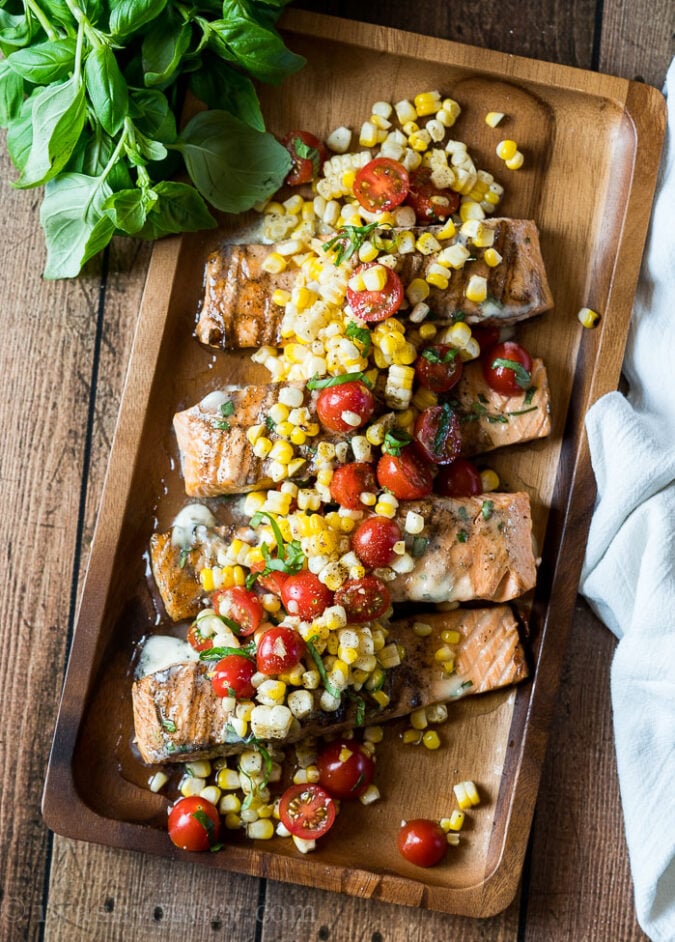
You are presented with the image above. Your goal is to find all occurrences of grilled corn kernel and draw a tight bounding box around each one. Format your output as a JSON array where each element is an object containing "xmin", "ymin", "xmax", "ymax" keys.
[
  {"xmin": 448, "ymin": 810, "xmax": 465, "ymax": 831},
  {"xmin": 269, "ymin": 402, "xmax": 290, "ymax": 424},
  {"xmin": 505, "ymin": 150, "xmax": 525, "ymax": 170},
  {"xmin": 364, "ymin": 725, "xmax": 384, "ymax": 743},
  {"xmin": 402, "ymin": 729, "xmax": 423, "ymax": 745},
  {"xmin": 272, "ymin": 289, "xmax": 291, "ymax": 306},
  {"xmin": 434, "ymin": 644, "xmax": 454, "ymax": 663},
  {"xmin": 418, "ymin": 322, "xmax": 437, "ymax": 341},
  {"xmin": 219, "ymin": 793, "xmax": 241, "ymax": 814},
  {"xmin": 362, "ymin": 264, "xmax": 388, "ymax": 291},
  {"xmin": 371, "ymin": 689, "xmax": 390, "ymax": 707},
  {"xmin": 358, "ymin": 240, "xmax": 379, "ymax": 263},
  {"xmin": 578, "ymin": 306, "xmax": 600, "ymax": 328},
  {"xmin": 484, "ymin": 247, "xmax": 503, "ymax": 267},
  {"xmin": 441, "ymin": 629, "xmax": 461, "ymax": 645},
  {"xmin": 480, "ymin": 468, "xmax": 500, "ymax": 492},
  {"xmin": 436, "ymin": 218, "xmax": 457, "ymax": 240},
  {"xmin": 406, "ymin": 278, "xmax": 431, "ymax": 305},
  {"xmin": 496, "ymin": 139, "xmax": 518, "ymax": 161},
  {"xmin": 485, "ymin": 111, "xmax": 505, "ymax": 127},
  {"xmin": 252, "ymin": 437, "xmax": 273, "ymax": 459},
  {"xmin": 148, "ymin": 771, "xmax": 169, "ymax": 793},
  {"xmin": 415, "ymin": 232, "xmax": 442, "ymax": 255},
  {"xmin": 395, "ymin": 98, "xmax": 417, "ymax": 124},
  {"xmin": 410, "ymin": 707, "xmax": 428, "ymax": 730},
  {"xmin": 454, "ymin": 780, "xmax": 481, "ymax": 808},
  {"xmin": 465, "ymin": 274, "xmax": 488, "ymax": 303},
  {"xmin": 422, "ymin": 730, "xmax": 441, "ymax": 750},
  {"xmin": 426, "ymin": 271, "xmax": 449, "ymax": 290},
  {"xmin": 359, "ymin": 121, "xmax": 378, "ymax": 147},
  {"xmin": 414, "ymin": 90, "xmax": 441, "ymax": 116},
  {"xmin": 262, "ymin": 252, "xmax": 287, "ymax": 274},
  {"xmin": 460, "ymin": 200, "xmax": 485, "ymax": 222}
]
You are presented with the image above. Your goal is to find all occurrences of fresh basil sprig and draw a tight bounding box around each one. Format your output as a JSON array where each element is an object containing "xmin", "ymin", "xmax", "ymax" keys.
[
  {"xmin": 250, "ymin": 510, "xmax": 305, "ymax": 577},
  {"xmin": 306, "ymin": 371, "xmax": 373, "ymax": 391},
  {"xmin": 322, "ymin": 221, "xmax": 381, "ymax": 266}
]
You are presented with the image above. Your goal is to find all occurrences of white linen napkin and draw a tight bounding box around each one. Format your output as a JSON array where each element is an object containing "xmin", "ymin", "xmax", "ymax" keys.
[{"xmin": 579, "ymin": 59, "xmax": 675, "ymax": 942}]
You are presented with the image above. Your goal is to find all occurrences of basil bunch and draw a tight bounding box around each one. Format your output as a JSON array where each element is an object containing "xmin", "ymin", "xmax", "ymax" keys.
[{"xmin": 0, "ymin": 0, "xmax": 303, "ymax": 277}]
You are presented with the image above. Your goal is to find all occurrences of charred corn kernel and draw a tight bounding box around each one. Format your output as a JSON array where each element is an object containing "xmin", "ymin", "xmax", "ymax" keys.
[
  {"xmin": 460, "ymin": 200, "xmax": 485, "ymax": 222},
  {"xmin": 371, "ymin": 689, "xmax": 390, "ymax": 707},
  {"xmin": 454, "ymin": 780, "xmax": 481, "ymax": 808},
  {"xmin": 413, "ymin": 621, "xmax": 432, "ymax": 637},
  {"xmin": 485, "ymin": 111, "xmax": 505, "ymax": 127},
  {"xmin": 378, "ymin": 643, "xmax": 401, "ymax": 668},
  {"xmin": 304, "ymin": 421, "xmax": 320, "ymax": 436},
  {"xmin": 436, "ymin": 218, "xmax": 457, "ymax": 240},
  {"xmin": 496, "ymin": 139, "xmax": 518, "ymax": 161},
  {"xmin": 403, "ymin": 728, "xmax": 423, "ymax": 744},
  {"xmin": 422, "ymin": 730, "xmax": 441, "ymax": 750},
  {"xmin": 406, "ymin": 277, "xmax": 431, "ymax": 305},
  {"xmin": 484, "ymin": 247, "xmax": 503, "ymax": 267},
  {"xmin": 219, "ymin": 793, "xmax": 241, "ymax": 814},
  {"xmin": 434, "ymin": 644, "xmax": 454, "ymax": 663},
  {"xmin": 272, "ymin": 289, "xmax": 291, "ymax": 306},
  {"xmin": 415, "ymin": 232, "xmax": 442, "ymax": 255},
  {"xmin": 414, "ymin": 90, "xmax": 441, "ymax": 116},
  {"xmin": 466, "ymin": 274, "xmax": 488, "ymax": 303},
  {"xmin": 439, "ymin": 242, "xmax": 471, "ymax": 269},
  {"xmin": 426, "ymin": 270, "xmax": 449, "ymax": 290},
  {"xmin": 426, "ymin": 703, "xmax": 448, "ymax": 724},
  {"xmin": 441, "ymin": 629, "xmax": 461, "ymax": 644},
  {"xmin": 262, "ymin": 252, "xmax": 287, "ymax": 274},
  {"xmin": 287, "ymin": 457, "xmax": 307, "ymax": 477},
  {"xmin": 480, "ymin": 468, "xmax": 500, "ymax": 492},
  {"xmin": 252, "ymin": 437, "xmax": 273, "ymax": 459},
  {"xmin": 578, "ymin": 306, "xmax": 600, "ymax": 328},
  {"xmin": 302, "ymin": 669, "xmax": 320, "ymax": 690},
  {"xmin": 148, "ymin": 771, "xmax": 169, "ymax": 793},
  {"xmin": 199, "ymin": 568, "xmax": 215, "ymax": 592},
  {"xmin": 362, "ymin": 264, "xmax": 388, "ymax": 291},
  {"xmin": 473, "ymin": 223, "xmax": 495, "ymax": 248},
  {"xmin": 410, "ymin": 707, "xmax": 429, "ymax": 730},
  {"xmin": 224, "ymin": 813, "xmax": 242, "ymax": 829},
  {"xmin": 505, "ymin": 150, "xmax": 525, "ymax": 170}
]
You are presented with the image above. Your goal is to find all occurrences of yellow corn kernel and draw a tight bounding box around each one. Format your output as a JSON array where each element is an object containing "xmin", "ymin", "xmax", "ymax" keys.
[
  {"xmin": 395, "ymin": 409, "xmax": 415, "ymax": 428},
  {"xmin": 434, "ymin": 644, "xmax": 454, "ymax": 663},
  {"xmin": 408, "ymin": 130, "xmax": 430, "ymax": 152},
  {"xmin": 245, "ymin": 546, "xmax": 265, "ymax": 568},
  {"xmin": 246, "ymin": 424, "xmax": 265, "ymax": 446},
  {"xmin": 496, "ymin": 139, "xmax": 518, "ymax": 161},
  {"xmin": 371, "ymin": 689, "xmax": 390, "ymax": 708},
  {"xmin": 272, "ymin": 289, "xmax": 291, "ymax": 306},
  {"xmin": 472, "ymin": 223, "xmax": 495, "ymax": 248},
  {"xmin": 262, "ymin": 595, "xmax": 281, "ymax": 614},
  {"xmin": 480, "ymin": 468, "xmax": 500, "ymax": 492},
  {"xmin": 365, "ymin": 423, "xmax": 385, "ymax": 446},
  {"xmin": 410, "ymin": 708, "xmax": 428, "ymax": 730},
  {"xmin": 232, "ymin": 565, "xmax": 245, "ymax": 586},
  {"xmin": 224, "ymin": 813, "xmax": 242, "ymax": 830},
  {"xmin": 357, "ymin": 240, "xmax": 379, "ymax": 263},
  {"xmin": 484, "ymin": 247, "xmax": 503, "ymax": 267},
  {"xmin": 454, "ymin": 779, "xmax": 481, "ymax": 808},
  {"xmin": 460, "ymin": 200, "xmax": 485, "ymax": 223},
  {"xmin": 465, "ymin": 274, "xmax": 488, "ymax": 303},
  {"xmin": 216, "ymin": 767, "xmax": 241, "ymax": 790},
  {"xmin": 441, "ymin": 98, "xmax": 461, "ymax": 121},
  {"xmin": 374, "ymin": 500, "xmax": 396, "ymax": 519},
  {"xmin": 578, "ymin": 306, "xmax": 600, "ymax": 328},
  {"xmin": 485, "ymin": 111, "xmax": 505, "ymax": 128},
  {"xmin": 199, "ymin": 568, "xmax": 215, "ymax": 592},
  {"xmin": 402, "ymin": 729, "xmax": 422, "ymax": 745},
  {"xmin": 422, "ymin": 730, "xmax": 441, "ymax": 750},
  {"xmin": 448, "ymin": 809, "xmax": 465, "ymax": 831},
  {"xmin": 415, "ymin": 232, "xmax": 442, "ymax": 255},
  {"xmin": 252, "ymin": 437, "xmax": 273, "ymax": 459},
  {"xmin": 289, "ymin": 427, "xmax": 307, "ymax": 446},
  {"xmin": 287, "ymin": 457, "xmax": 307, "ymax": 477},
  {"xmin": 447, "ymin": 321, "xmax": 472, "ymax": 348},
  {"xmin": 262, "ymin": 252, "xmax": 287, "ymax": 274},
  {"xmin": 245, "ymin": 492, "xmax": 266, "ymax": 516},
  {"xmin": 269, "ymin": 402, "xmax": 290, "ymax": 424},
  {"xmin": 441, "ymin": 629, "xmax": 461, "ymax": 645},
  {"xmin": 304, "ymin": 422, "xmax": 320, "ymax": 437},
  {"xmin": 406, "ymin": 278, "xmax": 431, "ymax": 305},
  {"xmin": 418, "ymin": 322, "xmax": 437, "ymax": 340},
  {"xmin": 364, "ymin": 725, "xmax": 384, "ymax": 743},
  {"xmin": 436, "ymin": 218, "xmax": 457, "ymax": 240},
  {"xmin": 414, "ymin": 90, "xmax": 441, "ymax": 116},
  {"xmin": 359, "ymin": 121, "xmax": 378, "ymax": 147},
  {"xmin": 402, "ymin": 119, "xmax": 419, "ymax": 136},
  {"xmin": 269, "ymin": 440, "xmax": 294, "ymax": 464},
  {"xmin": 219, "ymin": 793, "xmax": 241, "ymax": 815},
  {"xmin": 505, "ymin": 150, "xmax": 525, "ymax": 170},
  {"xmin": 362, "ymin": 264, "xmax": 388, "ymax": 291},
  {"xmin": 412, "ymin": 387, "xmax": 438, "ymax": 410},
  {"xmin": 426, "ymin": 271, "xmax": 449, "ymax": 290},
  {"xmin": 413, "ymin": 621, "xmax": 432, "ymax": 637}
]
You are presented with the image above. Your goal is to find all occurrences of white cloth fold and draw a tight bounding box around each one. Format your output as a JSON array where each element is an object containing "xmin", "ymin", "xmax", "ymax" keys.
[{"xmin": 580, "ymin": 59, "xmax": 675, "ymax": 942}]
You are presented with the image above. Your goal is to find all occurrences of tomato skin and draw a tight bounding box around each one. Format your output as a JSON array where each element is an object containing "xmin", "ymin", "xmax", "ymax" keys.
[
  {"xmin": 249, "ymin": 560, "xmax": 289, "ymax": 597},
  {"xmin": 281, "ymin": 571, "xmax": 333, "ymax": 620},
  {"xmin": 334, "ymin": 575, "xmax": 390, "ymax": 623},
  {"xmin": 168, "ymin": 796, "xmax": 221, "ymax": 852},
  {"xmin": 414, "ymin": 344, "xmax": 463, "ymax": 393},
  {"xmin": 351, "ymin": 517, "xmax": 401, "ymax": 569},
  {"xmin": 317, "ymin": 739, "xmax": 375, "ymax": 800},
  {"xmin": 256, "ymin": 626, "xmax": 306, "ymax": 675},
  {"xmin": 405, "ymin": 168, "xmax": 460, "ymax": 223},
  {"xmin": 353, "ymin": 157, "xmax": 410, "ymax": 212},
  {"xmin": 414, "ymin": 406, "xmax": 462, "ymax": 465},
  {"xmin": 397, "ymin": 819, "xmax": 447, "ymax": 867},
  {"xmin": 211, "ymin": 655, "xmax": 256, "ymax": 699},
  {"xmin": 278, "ymin": 783, "xmax": 336, "ymax": 839},
  {"xmin": 211, "ymin": 587, "xmax": 263, "ymax": 637},
  {"xmin": 376, "ymin": 447, "xmax": 433, "ymax": 500},
  {"xmin": 282, "ymin": 131, "xmax": 327, "ymax": 186},
  {"xmin": 316, "ymin": 381, "xmax": 375, "ymax": 433},
  {"xmin": 330, "ymin": 462, "xmax": 377, "ymax": 510},
  {"xmin": 187, "ymin": 621, "xmax": 213, "ymax": 653},
  {"xmin": 471, "ymin": 325, "xmax": 501, "ymax": 353},
  {"xmin": 346, "ymin": 262, "xmax": 404, "ymax": 323},
  {"xmin": 434, "ymin": 458, "xmax": 482, "ymax": 498},
  {"xmin": 481, "ymin": 341, "xmax": 533, "ymax": 397}
]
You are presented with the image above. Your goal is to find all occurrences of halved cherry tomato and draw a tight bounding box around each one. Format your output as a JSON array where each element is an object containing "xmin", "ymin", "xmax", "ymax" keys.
[
  {"xmin": 481, "ymin": 341, "xmax": 533, "ymax": 397},
  {"xmin": 168, "ymin": 796, "xmax": 221, "ymax": 852},
  {"xmin": 414, "ymin": 344, "xmax": 463, "ymax": 393},
  {"xmin": 405, "ymin": 168, "xmax": 460, "ymax": 224},
  {"xmin": 211, "ymin": 586, "xmax": 263, "ymax": 637},
  {"xmin": 414, "ymin": 405, "xmax": 462, "ymax": 465},
  {"xmin": 281, "ymin": 571, "xmax": 333, "ymax": 620},
  {"xmin": 187, "ymin": 621, "xmax": 213, "ymax": 653},
  {"xmin": 211, "ymin": 654, "xmax": 256, "ymax": 699},
  {"xmin": 329, "ymin": 462, "xmax": 377, "ymax": 510},
  {"xmin": 249, "ymin": 560, "xmax": 289, "ymax": 597},
  {"xmin": 471, "ymin": 325, "xmax": 501, "ymax": 353},
  {"xmin": 346, "ymin": 262, "xmax": 404, "ymax": 323},
  {"xmin": 315, "ymin": 380, "xmax": 375, "ymax": 433},
  {"xmin": 351, "ymin": 517, "xmax": 401, "ymax": 569},
  {"xmin": 317, "ymin": 738, "xmax": 375, "ymax": 800},
  {"xmin": 334, "ymin": 575, "xmax": 390, "ymax": 623},
  {"xmin": 376, "ymin": 447, "xmax": 433, "ymax": 500},
  {"xmin": 353, "ymin": 157, "xmax": 409, "ymax": 212},
  {"xmin": 397, "ymin": 818, "xmax": 447, "ymax": 867},
  {"xmin": 281, "ymin": 130, "xmax": 328, "ymax": 186},
  {"xmin": 434, "ymin": 458, "xmax": 482, "ymax": 498},
  {"xmin": 256, "ymin": 626, "xmax": 306, "ymax": 676},
  {"xmin": 278, "ymin": 783, "xmax": 336, "ymax": 839}
]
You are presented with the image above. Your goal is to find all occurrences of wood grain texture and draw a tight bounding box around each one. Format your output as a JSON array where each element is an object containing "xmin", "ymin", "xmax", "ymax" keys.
[{"xmin": 599, "ymin": 0, "xmax": 674, "ymax": 86}]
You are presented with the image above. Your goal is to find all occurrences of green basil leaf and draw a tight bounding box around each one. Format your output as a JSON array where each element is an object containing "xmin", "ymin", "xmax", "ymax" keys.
[
  {"xmin": 306, "ymin": 371, "xmax": 372, "ymax": 390},
  {"xmin": 40, "ymin": 172, "xmax": 115, "ymax": 278},
  {"xmin": 209, "ymin": 1, "xmax": 305, "ymax": 85},
  {"xmin": 102, "ymin": 186, "xmax": 158, "ymax": 234},
  {"xmin": 175, "ymin": 109, "xmax": 291, "ymax": 213},
  {"xmin": 134, "ymin": 180, "xmax": 216, "ymax": 239},
  {"xmin": 39, "ymin": 0, "xmax": 78, "ymax": 29},
  {"xmin": 490, "ymin": 357, "xmax": 532, "ymax": 390},
  {"xmin": 16, "ymin": 78, "xmax": 86, "ymax": 188},
  {"xmin": 0, "ymin": 8, "xmax": 34, "ymax": 51},
  {"xmin": 85, "ymin": 46, "xmax": 128, "ymax": 136},
  {"xmin": 8, "ymin": 38, "xmax": 76, "ymax": 84},
  {"xmin": 129, "ymin": 125, "xmax": 167, "ymax": 162},
  {"xmin": 128, "ymin": 87, "xmax": 177, "ymax": 143},
  {"xmin": 141, "ymin": 16, "xmax": 191, "ymax": 87},
  {"xmin": 5, "ymin": 92, "xmax": 35, "ymax": 171},
  {"xmin": 189, "ymin": 54, "xmax": 264, "ymax": 131},
  {"xmin": 0, "ymin": 58, "xmax": 24, "ymax": 127},
  {"xmin": 109, "ymin": 0, "xmax": 168, "ymax": 38}
]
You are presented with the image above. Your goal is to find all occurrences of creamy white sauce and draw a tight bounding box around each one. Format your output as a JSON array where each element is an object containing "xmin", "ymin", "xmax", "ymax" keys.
[
  {"xmin": 136, "ymin": 636, "xmax": 199, "ymax": 678},
  {"xmin": 199, "ymin": 390, "xmax": 232, "ymax": 413},
  {"xmin": 171, "ymin": 503, "xmax": 216, "ymax": 548}
]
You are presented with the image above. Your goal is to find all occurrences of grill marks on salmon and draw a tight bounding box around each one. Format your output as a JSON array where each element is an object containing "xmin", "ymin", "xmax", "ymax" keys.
[
  {"xmin": 132, "ymin": 605, "xmax": 528, "ymax": 764},
  {"xmin": 196, "ymin": 218, "xmax": 553, "ymax": 349}
]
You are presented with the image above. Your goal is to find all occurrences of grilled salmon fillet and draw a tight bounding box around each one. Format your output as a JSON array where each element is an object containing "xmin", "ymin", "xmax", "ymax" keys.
[
  {"xmin": 132, "ymin": 605, "xmax": 528, "ymax": 764},
  {"xmin": 197, "ymin": 219, "xmax": 553, "ymax": 349},
  {"xmin": 174, "ymin": 360, "xmax": 550, "ymax": 498}
]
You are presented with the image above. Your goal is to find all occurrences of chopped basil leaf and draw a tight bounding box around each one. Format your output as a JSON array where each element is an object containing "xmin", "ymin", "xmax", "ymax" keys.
[
  {"xmin": 219, "ymin": 614, "xmax": 242, "ymax": 636},
  {"xmin": 245, "ymin": 570, "xmax": 258, "ymax": 590},
  {"xmin": 354, "ymin": 697, "xmax": 366, "ymax": 727},
  {"xmin": 306, "ymin": 371, "xmax": 373, "ymax": 390},
  {"xmin": 490, "ymin": 357, "xmax": 532, "ymax": 390},
  {"xmin": 345, "ymin": 321, "xmax": 372, "ymax": 354},
  {"xmin": 161, "ymin": 717, "xmax": 177, "ymax": 733},
  {"xmin": 433, "ymin": 403, "xmax": 454, "ymax": 455},
  {"xmin": 457, "ymin": 506, "xmax": 469, "ymax": 520},
  {"xmin": 210, "ymin": 843, "xmax": 224, "ymax": 853},
  {"xmin": 411, "ymin": 535, "xmax": 429, "ymax": 558},
  {"xmin": 214, "ymin": 398, "xmax": 235, "ymax": 430},
  {"xmin": 178, "ymin": 547, "xmax": 190, "ymax": 569},
  {"xmin": 460, "ymin": 679, "xmax": 474, "ymax": 690},
  {"xmin": 192, "ymin": 809, "xmax": 217, "ymax": 846},
  {"xmin": 199, "ymin": 643, "xmax": 255, "ymax": 662},
  {"xmin": 382, "ymin": 429, "xmax": 413, "ymax": 456},
  {"xmin": 451, "ymin": 312, "xmax": 466, "ymax": 323},
  {"xmin": 486, "ymin": 413, "xmax": 509, "ymax": 424},
  {"xmin": 265, "ymin": 415, "xmax": 276, "ymax": 430},
  {"xmin": 524, "ymin": 386, "xmax": 537, "ymax": 406},
  {"xmin": 422, "ymin": 347, "xmax": 458, "ymax": 365},
  {"xmin": 457, "ymin": 529, "xmax": 468, "ymax": 543},
  {"xmin": 481, "ymin": 500, "xmax": 494, "ymax": 520},
  {"xmin": 506, "ymin": 405, "xmax": 538, "ymax": 416},
  {"xmin": 306, "ymin": 637, "xmax": 341, "ymax": 700},
  {"xmin": 293, "ymin": 137, "xmax": 320, "ymax": 176},
  {"xmin": 322, "ymin": 221, "xmax": 380, "ymax": 266}
]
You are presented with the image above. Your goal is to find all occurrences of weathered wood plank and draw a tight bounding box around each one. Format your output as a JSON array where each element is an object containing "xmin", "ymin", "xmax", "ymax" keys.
[{"xmin": 599, "ymin": 0, "xmax": 673, "ymax": 86}]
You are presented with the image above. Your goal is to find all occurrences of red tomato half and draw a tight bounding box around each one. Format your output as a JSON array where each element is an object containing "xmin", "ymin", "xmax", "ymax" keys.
[
  {"xmin": 351, "ymin": 517, "xmax": 401, "ymax": 569},
  {"xmin": 353, "ymin": 157, "xmax": 410, "ymax": 212},
  {"xmin": 281, "ymin": 571, "xmax": 333, "ymax": 620},
  {"xmin": 481, "ymin": 341, "xmax": 533, "ymax": 397},
  {"xmin": 334, "ymin": 575, "xmax": 390, "ymax": 623},
  {"xmin": 414, "ymin": 344, "xmax": 463, "ymax": 393},
  {"xmin": 414, "ymin": 405, "xmax": 462, "ymax": 465},
  {"xmin": 315, "ymin": 381, "xmax": 375, "ymax": 433},
  {"xmin": 397, "ymin": 819, "xmax": 447, "ymax": 867},
  {"xmin": 278, "ymin": 783, "xmax": 336, "ymax": 839},
  {"xmin": 405, "ymin": 168, "xmax": 460, "ymax": 224},
  {"xmin": 187, "ymin": 621, "xmax": 213, "ymax": 653},
  {"xmin": 317, "ymin": 739, "xmax": 375, "ymax": 800},
  {"xmin": 434, "ymin": 458, "xmax": 482, "ymax": 498},
  {"xmin": 168, "ymin": 796, "xmax": 221, "ymax": 852},
  {"xmin": 282, "ymin": 130, "xmax": 328, "ymax": 186},
  {"xmin": 249, "ymin": 560, "xmax": 289, "ymax": 597},
  {"xmin": 346, "ymin": 262, "xmax": 404, "ymax": 323},
  {"xmin": 211, "ymin": 587, "xmax": 263, "ymax": 637},
  {"xmin": 211, "ymin": 655, "xmax": 256, "ymax": 699},
  {"xmin": 376, "ymin": 447, "xmax": 433, "ymax": 500},
  {"xmin": 329, "ymin": 462, "xmax": 377, "ymax": 510},
  {"xmin": 256, "ymin": 626, "xmax": 306, "ymax": 676}
]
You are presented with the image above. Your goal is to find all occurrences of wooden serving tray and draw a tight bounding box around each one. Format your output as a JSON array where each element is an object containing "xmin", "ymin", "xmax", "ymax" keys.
[{"xmin": 42, "ymin": 11, "xmax": 666, "ymax": 918}]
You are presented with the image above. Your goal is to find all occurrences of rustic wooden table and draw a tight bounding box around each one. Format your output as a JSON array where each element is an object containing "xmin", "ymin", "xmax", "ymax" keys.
[{"xmin": 1, "ymin": 1, "xmax": 672, "ymax": 939}]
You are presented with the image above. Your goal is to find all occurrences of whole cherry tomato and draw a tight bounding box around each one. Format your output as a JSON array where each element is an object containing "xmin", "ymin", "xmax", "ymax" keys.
[
  {"xmin": 405, "ymin": 168, "xmax": 460, "ymax": 224},
  {"xmin": 352, "ymin": 157, "xmax": 410, "ymax": 212},
  {"xmin": 397, "ymin": 818, "xmax": 447, "ymax": 867},
  {"xmin": 376, "ymin": 447, "xmax": 433, "ymax": 500},
  {"xmin": 346, "ymin": 262, "xmax": 404, "ymax": 323},
  {"xmin": 168, "ymin": 796, "xmax": 221, "ymax": 852},
  {"xmin": 211, "ymin": 586, "xmax": 263, "ymax": 637},
  {"xmin": 351, "ymin": 517, "xmax": 401, "ymax": 569},
  {"xmin": 414, "ymin": 405, "xmax": 462, "ymax": 465},
  {"xmin": 317, "ymin": 738, "xmax": 375, "ymax": 800},
  {"xmin": 281, "ymin": 571, "xmax": 333, "ymax": 620},
  {"xmin": 210, "ymin": 654, "xmax": 256, "ymax": 699},
  {"xmin": 434, "ymin": 458, "xmax": 482, "ymax": 498},
  {"xmin": 329, "ymin": 462, "xmax": 378, "ymax": 510},
  {"xmin": 278, "ymin": 783, "xmax": 336, "ymax": 839},
  {"xmin": 256, "ymin": 626, "xmax": 306, "ymax": 675},
  {"xmin": 414, "ymin": 344, "xmax": 463, "ymax": 393},
  {"xmin": 334, "ymin": 575, "xmax": 390, "ymax": 623},
  {"xmin": 281, "ymin": 130, "xmax": 328, "ymax": 186},
  {"xmin": 481, "ymin": 341, "xmax": 533, "ymax": 397},
  {"xmin": 315, "ymin": 380, "xmax": 375, "ymax": 433}
]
